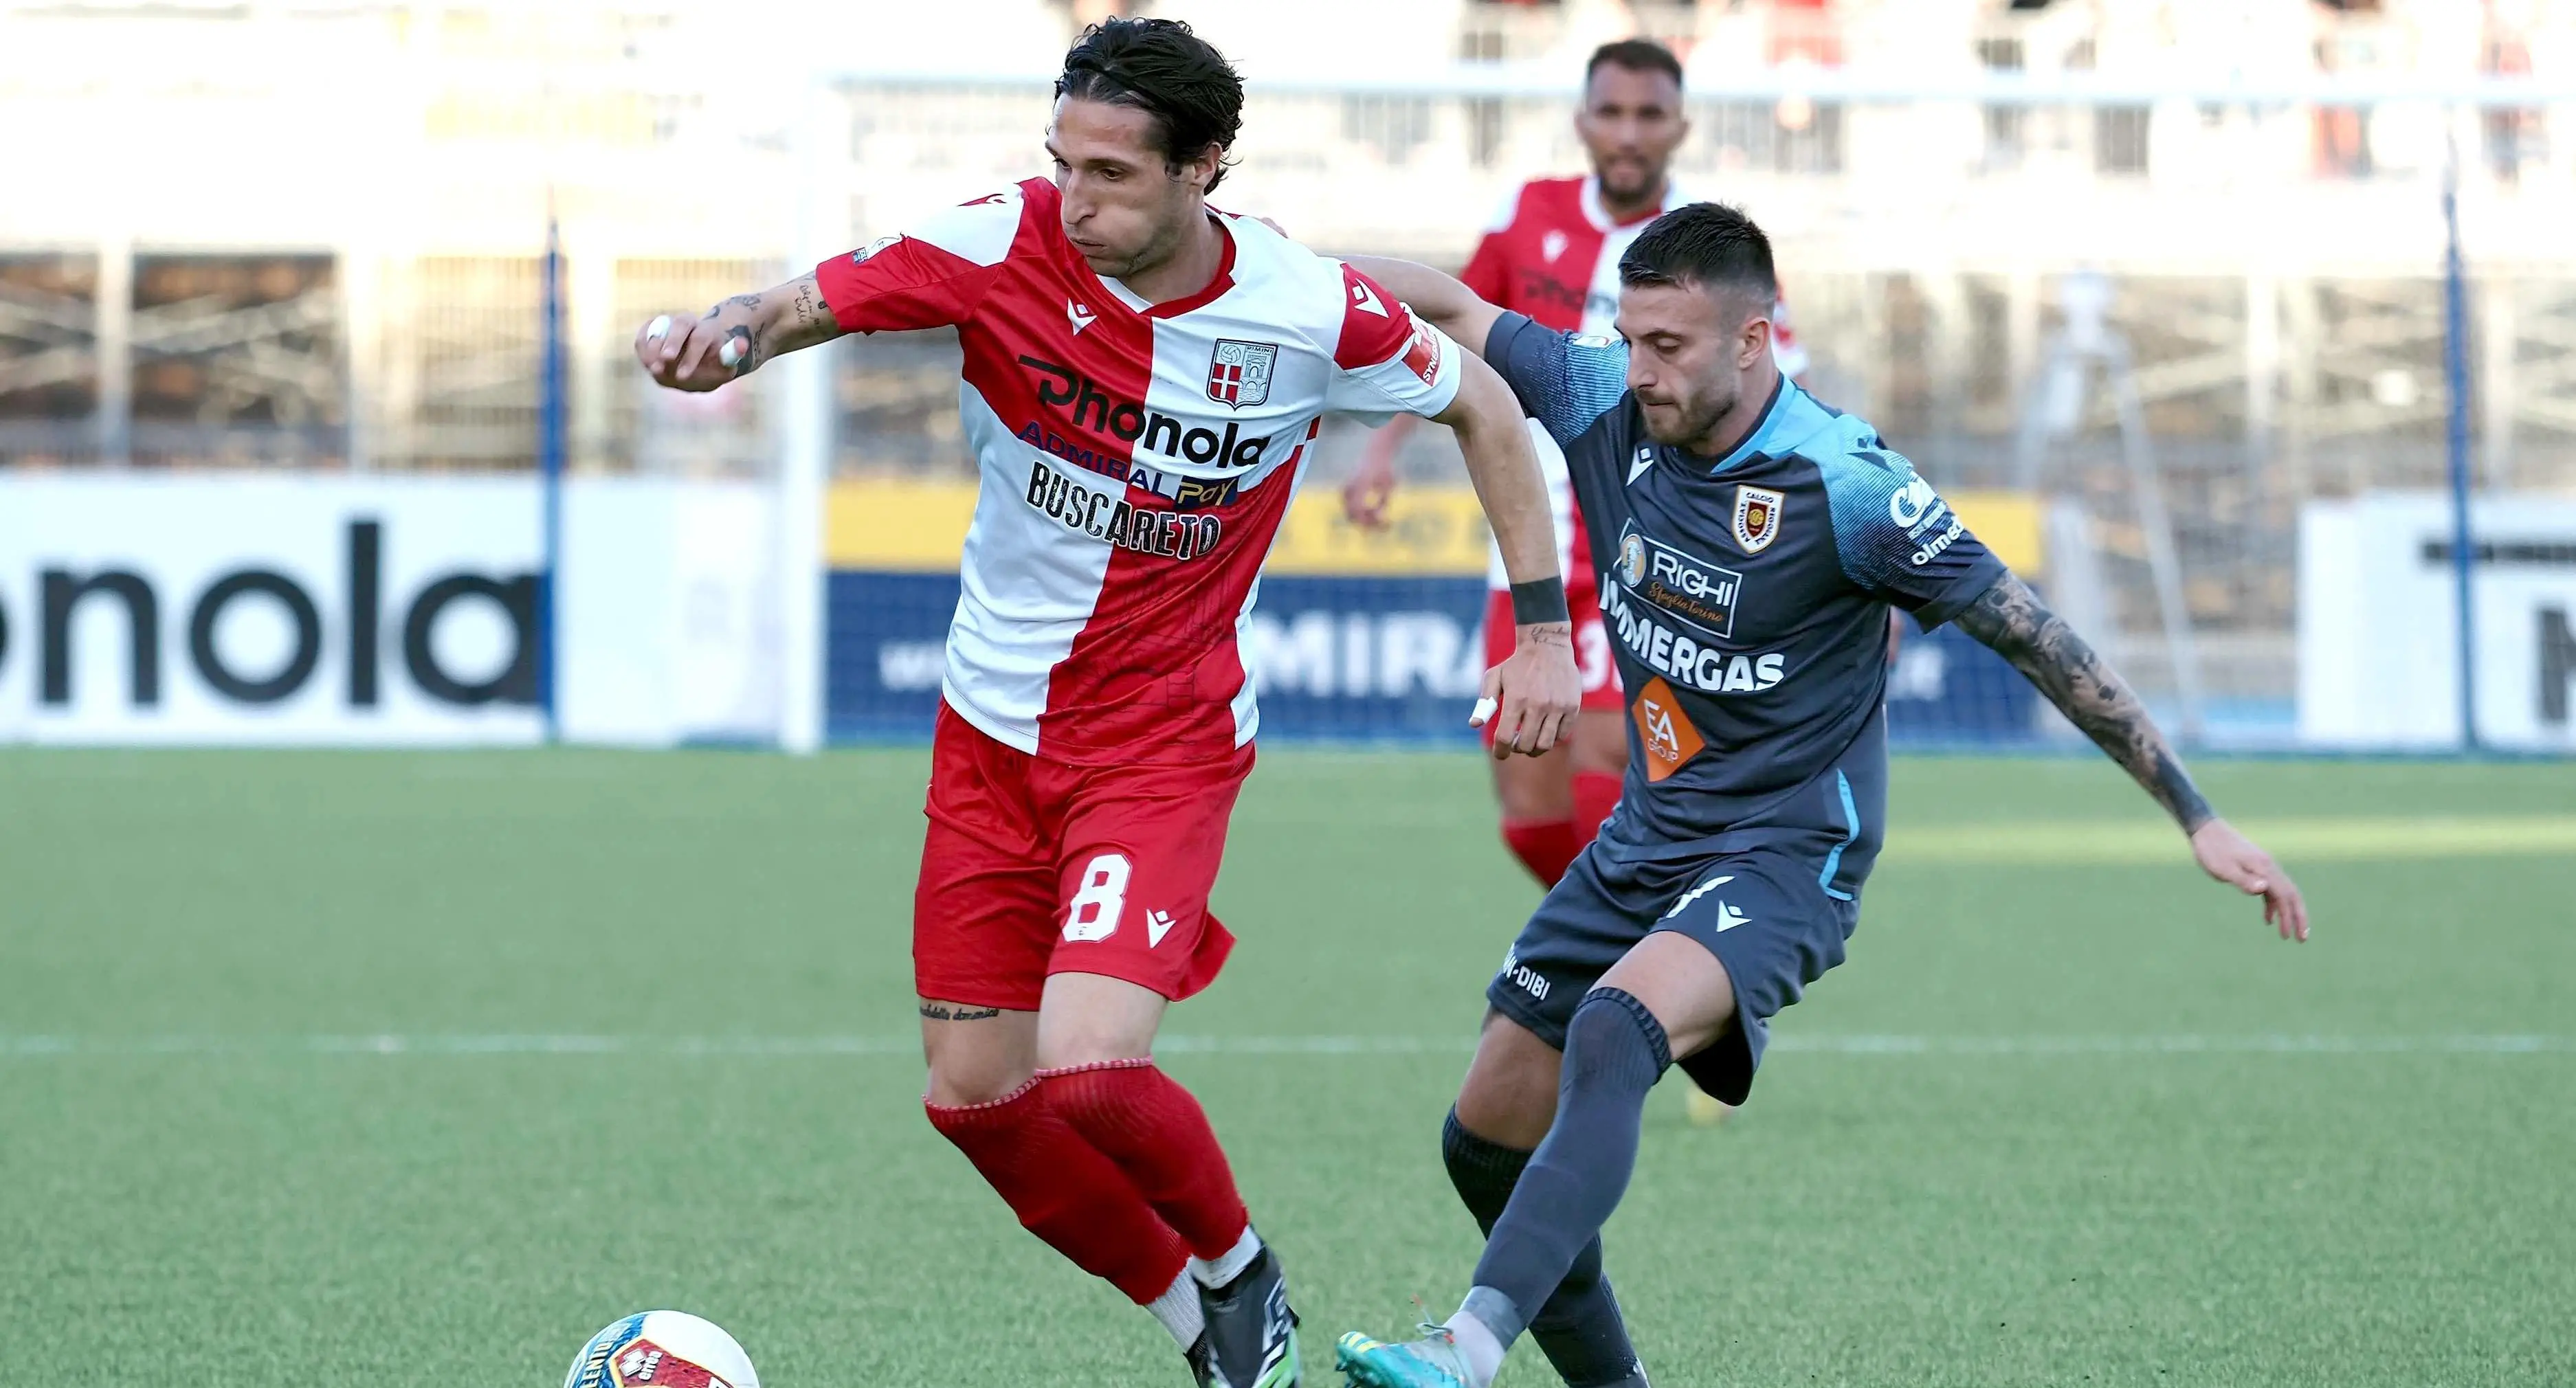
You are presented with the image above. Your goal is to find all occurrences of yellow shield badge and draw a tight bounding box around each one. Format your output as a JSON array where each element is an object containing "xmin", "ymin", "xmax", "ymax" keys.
[{"xmin": 1732, "ymin": 485, "xmax": 1784, "ymax": 555}]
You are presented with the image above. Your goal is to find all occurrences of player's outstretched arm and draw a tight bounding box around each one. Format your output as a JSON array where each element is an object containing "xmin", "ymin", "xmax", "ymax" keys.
[
  {"xmin": 633, "ymin": 274, "xmax": 843, "ymax": 393},
  {"xmin": 1342, "ymin": 257, "xmax": 1505, "ymax": 363},
  {"xmin": 1955, "ymin": 574, "xmax": 2309, "ymax": 941},
  {"xmin": 1437, "ymin": 350, "xmax": 1581, "ymax": 759}
]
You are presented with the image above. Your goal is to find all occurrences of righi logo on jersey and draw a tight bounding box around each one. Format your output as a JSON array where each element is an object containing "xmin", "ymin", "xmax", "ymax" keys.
[
  {"xmin": 1206, "ymin": 339, "xmax": 1276, "ymax": 409},
  {"xmin": 1024, "ymin": 460, "xmax": 1224, "ymax": 561},
  {"xmin": 1880, "ymin": 459, "xmax": 1968, "ymax": 567},
  {"xmin": 1614, "ymin": 519, "xmax": 1740, "ymax": 639},
  {"xmin": 1018, "ymin": 355, "xmax": 1276, "ymax": 470}
]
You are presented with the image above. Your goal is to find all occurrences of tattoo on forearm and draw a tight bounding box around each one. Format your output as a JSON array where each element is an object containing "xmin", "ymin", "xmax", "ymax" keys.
[
  {"xmin": 789, "ymin": 280, "xmax": 823, "ymax": 331},
  {"xmin": 918, "ymin": 1003, "xmax": 1002, "ymax": 1022},
  {"xmin": 1955, "ymin": 576, "xmax": 2214, "ymax": 833},
  {"xmin": 1521, "ymin": 623, "xmax": 1573, "ymax": 649}
]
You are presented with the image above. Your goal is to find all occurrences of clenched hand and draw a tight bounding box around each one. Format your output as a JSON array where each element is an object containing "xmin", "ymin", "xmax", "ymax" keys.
[{"xmin": 1474, "ymin": 621, "xmax": 1582, "ymax": 759}]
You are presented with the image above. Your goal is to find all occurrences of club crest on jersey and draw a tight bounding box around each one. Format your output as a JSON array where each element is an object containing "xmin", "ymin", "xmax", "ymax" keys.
[
  {"xmin": 1618, "ymin": 530, "xmax": 1647, "ymax": 589},
  {"xmin": 1206, "ymin": 339, "xmax": 1277, "ymax": 410},
  {"xmin": 1732, "ymin": 486, "xmax": 1785, "ymax": 555},
  {"xmin": 1541, "ymin": 230, "xmax": 1569, "ymax": 264}
]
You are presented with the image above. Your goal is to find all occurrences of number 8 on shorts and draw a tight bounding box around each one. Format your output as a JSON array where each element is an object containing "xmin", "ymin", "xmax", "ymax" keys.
[{"xmin": 1063, "ymin": 853, "xmax": 1131, "ymax": 943}]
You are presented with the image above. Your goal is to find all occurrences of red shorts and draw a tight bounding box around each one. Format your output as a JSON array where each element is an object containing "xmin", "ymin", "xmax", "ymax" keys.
[
  {"xmin": 914, "ymin": 703, "xmax": 1250, "ymax": 1011},
  {"xmin": 1480, "ymin": 585, "xmax": 1622, "ymax": 747}
]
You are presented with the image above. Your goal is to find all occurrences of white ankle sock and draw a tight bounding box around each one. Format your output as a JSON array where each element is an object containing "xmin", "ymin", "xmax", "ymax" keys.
[
  {"xmin": 1189, "ymin": 1224, "xmax": 1263, "ymax": 1288},
  {"xmin": 1441, "ymin": 1308, "xmax": 1507, "ymax": 1388},
  {"xmin": 1147, "ymin": 1269, "xmax": 1206, "ymax": 1350}
]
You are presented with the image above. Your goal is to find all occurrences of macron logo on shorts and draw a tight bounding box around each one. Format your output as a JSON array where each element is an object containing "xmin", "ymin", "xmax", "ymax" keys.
[
  {"xmin": 1146, "ymin": 909, "xmax": 1177, "ymax": 947},
  {"xmin": 1665, "ymin": 875, "xmax": 1733, "ymax": 919}
]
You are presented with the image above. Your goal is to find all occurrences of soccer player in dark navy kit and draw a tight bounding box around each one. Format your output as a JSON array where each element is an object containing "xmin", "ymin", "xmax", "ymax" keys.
[{"xmin": 1327, "ymin": 205, "xmax": 2311, "ymax": 1388}]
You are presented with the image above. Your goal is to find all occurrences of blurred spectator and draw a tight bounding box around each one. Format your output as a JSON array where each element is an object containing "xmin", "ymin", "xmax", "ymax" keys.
[{"xmin": 2311, "ymin": 0, "xmax": 2390, "ymax": 177}]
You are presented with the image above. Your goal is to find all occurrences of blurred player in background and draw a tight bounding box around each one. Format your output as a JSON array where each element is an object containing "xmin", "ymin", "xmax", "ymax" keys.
[
  {"xmin": 1342, "ymin": 39, "xmax": 1808, "ymax": 895},
  {"xmin": 632, "ymin": 19, "xmax": 1579, "ymax": 1388},
  {"xmin": 1328, "ymin": 206, "xmax": 2308, "ymax": 1388}
]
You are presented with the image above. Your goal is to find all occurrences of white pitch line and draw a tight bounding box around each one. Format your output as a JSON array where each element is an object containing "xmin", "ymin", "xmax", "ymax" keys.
[{"xmin": 0, "ymin": 1033, "xmax": 2568, "ymax": 1057}]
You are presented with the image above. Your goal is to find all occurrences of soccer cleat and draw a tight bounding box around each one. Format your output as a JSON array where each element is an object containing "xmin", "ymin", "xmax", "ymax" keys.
[
  {"xmin": 1333, "ymin": 1328, "xmax": 1474, "ymax": 1388},
  {"xmin": 1198, "ymin": 1246, "xmax": 1301, "ymax": 1387}
]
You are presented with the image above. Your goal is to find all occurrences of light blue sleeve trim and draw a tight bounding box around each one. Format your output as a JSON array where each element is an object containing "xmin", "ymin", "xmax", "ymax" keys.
[{"xmin": 1819, "ymin": 769, "xmax": 1858, "ymax": 902}]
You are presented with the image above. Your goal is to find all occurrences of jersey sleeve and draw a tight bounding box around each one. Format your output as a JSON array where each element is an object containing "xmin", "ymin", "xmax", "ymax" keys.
[
  {"xmin": 1321, "ymin": 263, "xmax": 1465, "ymax": 423},
  {"xmin": 1817, "ymin": 443, "xmax": 2008, "ymax": 627},
  {"xmin": 812, "ymin": 189, "xmax": 1023, "ymax": 334},
  {"xmin": 1483, "ymin": 311, "xmax": 1628, "ymax": 447}
]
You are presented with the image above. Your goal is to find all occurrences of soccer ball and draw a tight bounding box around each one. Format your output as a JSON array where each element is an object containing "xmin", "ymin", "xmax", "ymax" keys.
[{"xmin": 564, "ymin": 1310, "xmax": 760, "ymax": 1388}]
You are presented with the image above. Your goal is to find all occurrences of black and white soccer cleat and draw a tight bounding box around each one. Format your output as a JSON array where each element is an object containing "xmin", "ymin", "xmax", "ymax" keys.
[{"xmin": 1195, "ymin": 1245, "xmax": 1300, "ymax": 1388}]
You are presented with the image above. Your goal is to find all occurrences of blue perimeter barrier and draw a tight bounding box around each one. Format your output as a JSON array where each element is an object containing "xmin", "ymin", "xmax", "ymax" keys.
[{"xmin": 827, "ymin": 570, "xmax": 2033, "ymax": 746}]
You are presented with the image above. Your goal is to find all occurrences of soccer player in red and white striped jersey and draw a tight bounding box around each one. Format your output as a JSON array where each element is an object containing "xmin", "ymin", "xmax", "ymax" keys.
[
  {"xmin": 632, "ymin": 19, "xmax": 1578, "ymax": 1388},
  {"xmin": 1343, "ymin": 40, "xmax": 1808, "ymax": 893}
]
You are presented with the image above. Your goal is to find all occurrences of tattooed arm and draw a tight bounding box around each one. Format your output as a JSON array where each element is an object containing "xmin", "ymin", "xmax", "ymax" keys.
[
  {"xmin": 1953, "ymin": 573, "xmax": 2309, "ymax": 939},
  {"xmin": 633, "ymin": 274, "xmax": 842, "ymax": 393},
  {"xmin": 1953, "ymin": 574, "xmax": 2211, "ymax": 831}
]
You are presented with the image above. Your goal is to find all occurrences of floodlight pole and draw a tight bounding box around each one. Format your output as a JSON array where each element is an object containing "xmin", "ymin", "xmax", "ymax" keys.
[
  {"xmin": 2441, "ymin": 133, "xmax": 2478, "ymax": 753},
  {"xmin": 540, "ymin": 206, "xmax": 568, "ymax": 745}
]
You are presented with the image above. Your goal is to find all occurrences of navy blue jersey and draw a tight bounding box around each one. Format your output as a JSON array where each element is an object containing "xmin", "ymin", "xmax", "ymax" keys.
[{"xmin": 1487, "ymin": 312, "xmax": 2008, "ymax": 885}]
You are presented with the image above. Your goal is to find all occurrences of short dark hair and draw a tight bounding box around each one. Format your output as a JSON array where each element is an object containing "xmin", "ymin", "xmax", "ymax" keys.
[
  {"xmin": 1057, "ymin": 18, "xmax": 1245, "ymax": 193},
  {"xmin": 1619, "ymin": 203, "xmax": 1777, "ymax": 302},
  {"xmin": 1585, "ymin": 38, "xmax": 1684, "ymax": 93}
]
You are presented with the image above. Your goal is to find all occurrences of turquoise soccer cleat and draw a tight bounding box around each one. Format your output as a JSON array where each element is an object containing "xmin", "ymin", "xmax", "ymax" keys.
[{"xmin": 1333, "ymin": 1328, "xmax": 1474, "ymax": 1388}]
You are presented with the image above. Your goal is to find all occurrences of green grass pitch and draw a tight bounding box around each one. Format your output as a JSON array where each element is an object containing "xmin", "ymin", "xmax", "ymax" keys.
[{"xmin": 3, "ymin": 748, "xmax": 2572, "ymax": 1387}]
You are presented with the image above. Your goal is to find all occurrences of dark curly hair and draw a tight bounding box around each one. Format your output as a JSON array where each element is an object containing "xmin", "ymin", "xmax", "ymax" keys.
[{"xmin": 1056, "ymin": 17, "xmax": 1244, "ymax": 192}]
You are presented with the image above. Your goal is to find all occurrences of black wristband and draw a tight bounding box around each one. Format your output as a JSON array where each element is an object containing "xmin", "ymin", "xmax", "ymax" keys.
[{"xmin": 1509, "ymin": 577, "xmax": 1570, "ymax": 626}]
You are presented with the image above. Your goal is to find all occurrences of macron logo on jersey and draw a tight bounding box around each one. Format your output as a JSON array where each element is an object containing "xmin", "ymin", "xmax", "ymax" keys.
[
  {"xmin": 1068, "ymin": 298, "xmax": 1096, "ymax": 335},
  {"xmin": 1349, "ymin": 279, "xmax": 1388, "ymax": 317}
]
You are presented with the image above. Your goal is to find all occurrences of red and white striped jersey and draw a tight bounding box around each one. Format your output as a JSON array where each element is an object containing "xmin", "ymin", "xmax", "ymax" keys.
[
  {"xmin": 1458, "ymin": 175, "xmax": 1809, "ymax": 590},
  {"xmin": 817, "ymin": 179, "xmax": 1465, "ymax": 767}
]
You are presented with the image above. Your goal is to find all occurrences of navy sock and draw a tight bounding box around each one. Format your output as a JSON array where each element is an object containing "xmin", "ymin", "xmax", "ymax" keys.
[
  {"xmin": 1443, "ymin": 1110, "xmax": 1645, "ymax": 1387},
  {"xmin": 1467, "ymin": 989, "xmax": 1670, "ymax": 1352}
]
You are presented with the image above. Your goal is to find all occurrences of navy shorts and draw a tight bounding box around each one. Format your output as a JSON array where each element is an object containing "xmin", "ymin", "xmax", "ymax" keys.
[{"xmin": 1485, "ymin": 833, "xmax": 1861, "ymax": 1106}]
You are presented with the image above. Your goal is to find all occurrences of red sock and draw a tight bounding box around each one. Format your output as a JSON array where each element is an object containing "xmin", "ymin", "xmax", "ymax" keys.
[
  {"xmin": 1041, "ymin": 1060, "xmax": 1250, "ymax": 1261},
  {"xmin": 1570, "ymin": 772, "xmax": 1624, "ymax": 850},
  {"xmin": 924, "ymin": 1080, "xmax": 1189, "ymax": 1305},
  {"xmin": 1501, "ymin": 817, "xmax": 1581, "ymax": 887}
]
